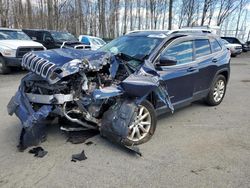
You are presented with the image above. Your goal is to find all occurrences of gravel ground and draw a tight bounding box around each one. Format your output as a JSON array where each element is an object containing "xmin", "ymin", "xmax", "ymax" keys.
[{"xmin": 0, "ymin": 53, "xmax": 249, "ymax": 188}]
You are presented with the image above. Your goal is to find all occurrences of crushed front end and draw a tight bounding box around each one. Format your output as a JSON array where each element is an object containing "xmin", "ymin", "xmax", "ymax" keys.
[{"xmin": 7, "ymin": 48, "xmax": 173, "ymax": 150}]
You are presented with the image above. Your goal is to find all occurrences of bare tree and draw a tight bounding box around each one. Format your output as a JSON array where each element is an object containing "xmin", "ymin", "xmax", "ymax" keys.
[
  {"xmin": 26, "ymin": 0, "xmax": 32, "ymax": 28},
  {"xmin": 123, "ymin": 0, "xmax": 128, "ymax": 34},
  {"xmin": 137, "ymin": 0, "xmax": 141, "ymax": 30},
  {"xmin": 47, "ymin": 0, "xmax": 53, "ymax": 29},
  {"xmin": 168, "ymin": 0, "xmax": 173, "ymax": 29},
  {"xmin": 235, "ymin": 0, "xmax": 247, "ymax": 37},
  {"xmin": 217, "ymin": 0, "xmax": 240, "ymax": 26},
  {"xmin": 0, "ymin": 0, "xmax": 9, "ymax": 27},
  {"xmin": 200, "ymin": 0, "xmax": 214, "ymax": 26},
  {"xmin": 98, "ymin": 0, "xmax": 106, "ymax": 37}
]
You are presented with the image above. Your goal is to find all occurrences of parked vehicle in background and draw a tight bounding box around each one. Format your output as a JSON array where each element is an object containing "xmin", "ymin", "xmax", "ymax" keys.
[
  {"xmin": 8, "ymin": 31, "xmax": 230, "ymax": 149},
  {"xmin": 221, "ymin": 37, "xmax": 248, "ymax": 52},
  {"xmin": 0, "ymin": 28, "xmax": 45, "ymax": 74},
  {"xmin": 23, "ymin": 29, "xmax": 87, "ymax": 50},
  {"xmin": 79, "ymin": 35, "xmax": 106, "ymax": 50},
  {"xmin": 221, "ymin": 39, "xmax": 242, "ymax": 57},
  {"xmin": 246, "ymin": 41, "xmax": 250, "ymax": 51}
]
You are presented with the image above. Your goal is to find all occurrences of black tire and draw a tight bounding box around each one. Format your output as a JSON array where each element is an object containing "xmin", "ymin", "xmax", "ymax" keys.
[
  {"xmin": 0, "ymin": 56, "xmax": 11, "ymax": 74},
  {"xmin": 231, "ymin": 54, "xmax": 237, "ymax": 57},
  {"xmin": 205, "ymin": 75, "xmax": 227, "ymax": 106},
  {"xmin": 123, "ymin": 100, "xmax": 157, "ymax": 146}
]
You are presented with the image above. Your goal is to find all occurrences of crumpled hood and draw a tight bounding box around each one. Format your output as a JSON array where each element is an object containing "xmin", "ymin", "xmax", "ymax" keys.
[
  {"xmin": 0, "ymin": 40, "xmax": 44, "ymax": 49},
  {"xmin": 22, "ymin": 48, "xmax": 112, "ymax": 84}
]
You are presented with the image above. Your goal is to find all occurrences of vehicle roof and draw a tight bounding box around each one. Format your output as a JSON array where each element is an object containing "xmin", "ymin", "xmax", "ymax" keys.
[
  {"xmin": 22, "ymin": 29, "xmax": 69, "ymax": 33},
  {"xmin": 0, "ymin": 27, "xmax": 22, "ymax": 31},
  {"xmin": 126, "ymin": 30, "xmax": 169, "ymax": 36},
  {"xmin": 126, "ymin": 30, "xmax": 218, "ymax": 39}
]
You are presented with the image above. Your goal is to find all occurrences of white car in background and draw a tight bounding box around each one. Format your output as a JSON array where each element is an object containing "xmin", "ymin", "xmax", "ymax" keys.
[
  {"xmin": 79, "ymin": 35, "xmax": 106, "ymax": 50},
  {"xmin": 221, "ymin": 39, "xmax": 242, "ymax": 57},
  {"xmin": 0, "ymin": 28, "xmax": 45, "ymax": 74}
]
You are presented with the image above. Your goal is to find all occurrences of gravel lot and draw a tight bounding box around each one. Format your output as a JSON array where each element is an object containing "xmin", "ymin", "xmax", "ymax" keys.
[{"xmin": 0, "ymin": 53, "xmax": 249, "ymax": 188}]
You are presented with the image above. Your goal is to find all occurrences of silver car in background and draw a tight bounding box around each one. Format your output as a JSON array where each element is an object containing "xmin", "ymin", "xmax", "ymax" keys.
[{"xmin": 222, "ymin": 39, "xmax": 242, "ymax": 57}]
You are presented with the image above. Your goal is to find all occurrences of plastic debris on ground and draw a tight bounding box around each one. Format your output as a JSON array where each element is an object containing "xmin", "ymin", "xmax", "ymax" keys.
[
  {"xmin": 71, "ymin": 150, "xmax": 87, "ymax": 162},
  {"xmin": 28, "ymin": 146, "xmax": 48, "ymax": 158}
]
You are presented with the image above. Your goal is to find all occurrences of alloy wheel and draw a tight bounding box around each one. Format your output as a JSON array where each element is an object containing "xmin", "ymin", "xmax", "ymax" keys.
[
  {"xmin": 127, "ymin": 105, "xmax": 152, "ymax": 142},
  {"xmin": 213, "ymin": 79, "xmax": 225, "ymax": 102}
]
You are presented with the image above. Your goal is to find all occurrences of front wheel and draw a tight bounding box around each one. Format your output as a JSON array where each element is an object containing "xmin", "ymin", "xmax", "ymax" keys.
[
  {"xmin": 124, "ymin": 100, "xmax": 157, "ymax": 146},
  {"xmin": 205, "ymin": 75, "xmax": 227, "ymax": 106}
]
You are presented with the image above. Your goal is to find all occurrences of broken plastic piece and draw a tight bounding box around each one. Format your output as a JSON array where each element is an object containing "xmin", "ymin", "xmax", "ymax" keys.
[
  {"xmin": 71, "ymin": 150, "xmax": 87, "ymax": 162},
  {"xmin": 123, "ymin": 144, "xmax": 142, "ymax": 157},
  {"xmin": 29, "ymin": 146, "xmax": 48, "ymax": 158}
]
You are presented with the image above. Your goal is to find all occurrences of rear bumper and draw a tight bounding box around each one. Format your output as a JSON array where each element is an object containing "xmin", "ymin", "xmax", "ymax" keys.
[{"xmin": 3, "ymin": 56, "xmax": 22, "ymax": 67}]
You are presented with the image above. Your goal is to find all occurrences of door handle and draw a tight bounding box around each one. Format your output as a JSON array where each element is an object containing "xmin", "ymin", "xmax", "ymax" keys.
[
  {"xmin": 187, "ymin": 67, "xmax": 197, "ymax": 72},
  {"xmin": 212, "ymin": 58, "xmax": 217, "ymax": 63}
]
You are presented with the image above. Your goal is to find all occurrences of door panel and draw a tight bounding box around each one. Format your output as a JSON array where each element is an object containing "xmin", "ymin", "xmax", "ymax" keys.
[
  {"xmin": 155, "ymin": 40, "xmax": 198, "ymax": 105},
  {"xmin": 158, "ymin": 64, "xmax": 198, "ymax": 104}
]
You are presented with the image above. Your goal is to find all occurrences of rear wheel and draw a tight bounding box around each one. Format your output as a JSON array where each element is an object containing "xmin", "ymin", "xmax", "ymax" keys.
[
  {"xmin": 124, "ymin": 100, "xmax": 157, "ymax": 146},
  {"xmin": 205, "ymin": 75, "xmax": 227, "ymax": 106},
  {"xmin": 0, "ymin": 56, "xmax": 11, "ymax": 74}
]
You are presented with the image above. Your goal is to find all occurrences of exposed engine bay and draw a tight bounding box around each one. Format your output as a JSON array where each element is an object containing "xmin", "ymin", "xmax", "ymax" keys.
[{"xmin": 7, "ymin": 48, "xmax": 173, "ymax": 151}]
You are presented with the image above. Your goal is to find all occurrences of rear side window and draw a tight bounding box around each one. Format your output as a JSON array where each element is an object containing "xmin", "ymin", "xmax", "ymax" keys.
[
  {"xmin": 162, "ymin": 41, "xmax": 193, "ymax": 65},
  {"xmin": 210, "ymin": 39, "xmax": 222, "ymax": 52},
  {"xmin": 194, "ymin": 39, "xmax": 211, "ymax": 58}
]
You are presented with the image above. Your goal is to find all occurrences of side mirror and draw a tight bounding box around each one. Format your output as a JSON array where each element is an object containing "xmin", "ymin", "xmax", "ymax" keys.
[{"xmin": 157, "ymin": 56, "xmax": 177, "ymax": 66}]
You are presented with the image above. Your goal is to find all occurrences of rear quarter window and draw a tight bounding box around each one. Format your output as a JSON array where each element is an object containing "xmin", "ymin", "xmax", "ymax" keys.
[
  {"xmin": 210, "ymin": 39, "xmax": 222, "ymax": 52},
  {"xmin": 194, "ymin": 39, "xmax": 211, "ymax": 58}
]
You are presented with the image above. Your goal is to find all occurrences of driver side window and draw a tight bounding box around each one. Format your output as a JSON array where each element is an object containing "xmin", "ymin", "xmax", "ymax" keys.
[{"xmin": 161, "ymin": 41, "xmax": 193, "ymax": 65}]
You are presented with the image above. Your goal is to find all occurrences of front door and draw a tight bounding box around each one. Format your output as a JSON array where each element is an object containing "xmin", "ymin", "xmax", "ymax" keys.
[{"xmin": 156, "ymin": 40, "xmax": 198, "ymax": 105}]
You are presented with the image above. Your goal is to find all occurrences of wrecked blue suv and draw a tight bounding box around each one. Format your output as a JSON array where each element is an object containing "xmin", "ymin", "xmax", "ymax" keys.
[{"xmin": 7, "ymin": 31, "xmax": 230, "ymax": 150}]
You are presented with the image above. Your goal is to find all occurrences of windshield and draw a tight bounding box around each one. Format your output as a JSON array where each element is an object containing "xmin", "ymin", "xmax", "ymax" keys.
[
  {"xmin": 90, "ymin": 37, "xmax": 106, "ymax": 45},
  {"xmin": 0, "ymin": 30, "xmax": 31, "ymax": 40},
  {"xmin": 50, "ymin": 31, "xmax": 77, "ymax": 42},
  {"xmin": 99, "ymin": 35, "xmax": 163, "ymax": 59}
]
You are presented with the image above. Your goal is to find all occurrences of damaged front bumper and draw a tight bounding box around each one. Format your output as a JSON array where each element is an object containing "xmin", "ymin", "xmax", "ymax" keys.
[{"xmin": 8, "ymin": 89, "xmax": 53, "ymax": 149}]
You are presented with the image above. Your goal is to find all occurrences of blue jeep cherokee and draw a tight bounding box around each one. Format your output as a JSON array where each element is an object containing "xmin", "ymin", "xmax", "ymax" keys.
[{"xmin": 8, "ymin": 31, "xmax": 230, "ymax": 149}]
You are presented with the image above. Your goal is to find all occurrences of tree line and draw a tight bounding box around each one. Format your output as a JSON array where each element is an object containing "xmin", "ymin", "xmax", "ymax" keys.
[{"xmin": 0, "ymin": 0, "xmax": 249, "ymax": 39}]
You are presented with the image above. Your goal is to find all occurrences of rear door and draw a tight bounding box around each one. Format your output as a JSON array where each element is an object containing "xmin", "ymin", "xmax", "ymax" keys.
[
  {"xmin": 194, "ymin": 38, "xmax": 222, "ymax": 94},
  {"xmin": 156, "ymin": 39, "xmax": 198, "ymax": 105}
]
